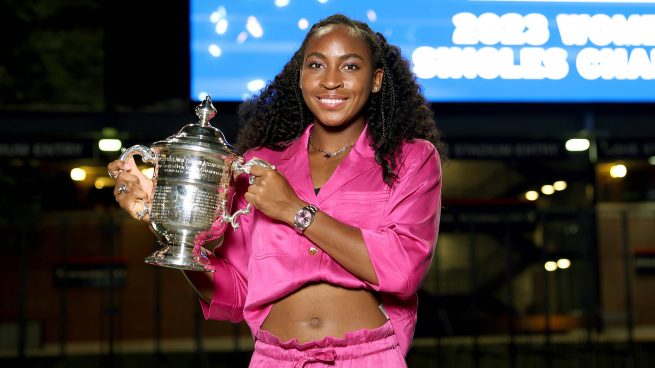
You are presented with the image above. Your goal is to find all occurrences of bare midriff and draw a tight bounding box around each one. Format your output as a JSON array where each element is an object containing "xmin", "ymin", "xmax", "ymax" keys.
[{"xmin": 260, "ymin": 283, "xmax": 388, "ymax": 343}]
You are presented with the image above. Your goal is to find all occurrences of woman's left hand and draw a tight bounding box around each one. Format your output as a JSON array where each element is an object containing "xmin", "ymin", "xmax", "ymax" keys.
[{"xmin": 245, "ymin": 165, "xmax": 305, "ymax": 225}]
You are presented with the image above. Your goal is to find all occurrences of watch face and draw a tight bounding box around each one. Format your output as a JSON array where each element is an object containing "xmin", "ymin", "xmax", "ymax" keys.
[{"xmin": 296, "ymin": 209, "xmax": 312, "ymax": 227}]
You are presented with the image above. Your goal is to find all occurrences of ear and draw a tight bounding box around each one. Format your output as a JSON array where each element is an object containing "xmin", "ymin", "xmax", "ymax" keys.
[{"xmin": 372, "ymin": 68, "xmax": 384, "ymax": 93}]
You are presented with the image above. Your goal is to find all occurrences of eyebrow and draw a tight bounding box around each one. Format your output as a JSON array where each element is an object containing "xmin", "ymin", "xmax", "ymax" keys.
[{"xmin": 304, "ymin": 52, "xmax": 365, "ymax": 62}]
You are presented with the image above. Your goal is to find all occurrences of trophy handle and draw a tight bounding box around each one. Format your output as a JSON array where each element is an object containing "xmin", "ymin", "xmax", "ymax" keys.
[
  {"xmin": 224, "ymin": 157, "xmax": 276, "ymax": 229},
  {"xmin": 119, "ymin": 145, "xmax": 157, "ymax": 164}
]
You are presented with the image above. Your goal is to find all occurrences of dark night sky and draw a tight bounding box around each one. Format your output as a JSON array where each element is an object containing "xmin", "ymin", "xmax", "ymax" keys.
[{"xmin": 0, "ymin": 0, "xmax": 190, "ymax": 112}]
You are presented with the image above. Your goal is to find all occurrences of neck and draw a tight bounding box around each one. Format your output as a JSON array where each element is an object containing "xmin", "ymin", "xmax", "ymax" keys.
[
  {"xmin": 309, "ymin": 133, "xmax": 354, "ymax": 159},
  {"xmin": 310, "ymin": 121, "xmax": 365, "ymax": 152}
]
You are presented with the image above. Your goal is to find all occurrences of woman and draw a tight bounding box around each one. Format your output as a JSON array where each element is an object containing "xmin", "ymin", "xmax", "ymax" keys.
[{"xmin": 109, "ymin": 14, "xmax": 444, "ymax": 367}]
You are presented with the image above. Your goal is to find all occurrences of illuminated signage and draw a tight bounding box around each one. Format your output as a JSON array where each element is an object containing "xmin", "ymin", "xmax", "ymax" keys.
[{"xmin": 190, "ymin": 1, "xmax": 655, "ymax": 102}]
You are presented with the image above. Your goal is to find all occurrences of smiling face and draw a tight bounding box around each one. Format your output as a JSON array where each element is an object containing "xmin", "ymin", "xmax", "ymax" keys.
[{"xmin": 299, "ymin": 25, "xmax": 383, "ymax": 130}]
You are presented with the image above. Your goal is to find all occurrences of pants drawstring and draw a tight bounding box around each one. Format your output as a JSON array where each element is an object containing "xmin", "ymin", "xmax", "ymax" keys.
[{"xmin": 293, "ymin": 348, "xmax": 336, "ymax": 367}]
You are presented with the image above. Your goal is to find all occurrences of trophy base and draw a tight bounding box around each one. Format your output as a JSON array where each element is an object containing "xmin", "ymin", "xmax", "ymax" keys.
[{"xmin": 145, "ymin": 242, "xmax": 215, "ymax": 272}]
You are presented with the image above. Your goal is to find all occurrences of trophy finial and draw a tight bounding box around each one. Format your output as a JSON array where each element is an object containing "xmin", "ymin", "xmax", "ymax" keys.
[{"xmin": 195, "ymin": 95, "xmax": 217, "ymax": 127}]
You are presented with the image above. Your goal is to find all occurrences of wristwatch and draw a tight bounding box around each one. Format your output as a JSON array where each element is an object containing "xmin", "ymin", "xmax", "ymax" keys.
[{"xmin": 293, "ymin": 204, "xmax": 318, "ymax": 234}]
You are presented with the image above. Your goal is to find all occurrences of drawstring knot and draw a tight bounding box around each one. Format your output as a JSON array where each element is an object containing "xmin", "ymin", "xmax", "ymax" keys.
[{"xmin": 294, "ymin": 348, "xmax": 336, "ymax": 367}]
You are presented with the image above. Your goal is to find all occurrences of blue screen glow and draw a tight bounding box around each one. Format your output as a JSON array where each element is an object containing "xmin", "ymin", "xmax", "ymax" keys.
[{"xmin": 190, "ymin": 0, "xmax": 655, "ymax": 102}]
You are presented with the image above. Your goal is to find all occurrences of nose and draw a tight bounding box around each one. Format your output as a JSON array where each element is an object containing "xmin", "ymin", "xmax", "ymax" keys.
[{"xmin": 320, "ymin": 67, "xmax": 343, "ymax": 90}]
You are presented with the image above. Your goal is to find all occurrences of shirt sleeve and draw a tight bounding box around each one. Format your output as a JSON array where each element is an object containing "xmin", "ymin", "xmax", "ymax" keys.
[
  {"xmin": 360, "ymin": 141, "xmax": 442, "ymax": 300},
  {"xmin": 198, "ymin": 173, "xmax": 252, "ymax": 323}
]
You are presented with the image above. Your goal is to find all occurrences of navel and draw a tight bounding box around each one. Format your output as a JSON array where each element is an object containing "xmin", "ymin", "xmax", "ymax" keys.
[{"xmin": 310, "ymin": 317, "xmax": 321, "ymax": 328}]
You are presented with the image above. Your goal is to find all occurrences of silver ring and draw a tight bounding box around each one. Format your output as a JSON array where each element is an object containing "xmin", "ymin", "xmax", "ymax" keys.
[
  {"xmin": 108, "ymin": 170, "xmax": 118, "ymax": 180},
  {"xmin": 118, "ymin": 183, "xmax": 129, "ymax": 195},
  {"xmin": 249, "ymin": 175, "xmax": 256, "ymax": 185},
  {"xmin": 136, "ymin": 199, "xmax": 150, "ymax": 221}
]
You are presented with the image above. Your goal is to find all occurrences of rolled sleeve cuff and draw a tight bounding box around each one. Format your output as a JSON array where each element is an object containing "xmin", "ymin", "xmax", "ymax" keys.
[
  {"xmin": 199, "ymin": 255, "xmax": 245, "ymax": 323},
  {"xmin": 361, "ymin": 228, "xmax": 413, "ymax": 299}
]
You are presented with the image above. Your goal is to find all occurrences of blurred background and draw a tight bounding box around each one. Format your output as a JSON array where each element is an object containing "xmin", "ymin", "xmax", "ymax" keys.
[{"xmin": 1, "ymin": 0, "xmax": 654, "ymax": 367}]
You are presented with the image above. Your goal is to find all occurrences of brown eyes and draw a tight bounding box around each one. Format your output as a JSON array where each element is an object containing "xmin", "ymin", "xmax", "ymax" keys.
[{"xmin": 305, "ymin": 62, "xmax": 360, "ymax": 71}]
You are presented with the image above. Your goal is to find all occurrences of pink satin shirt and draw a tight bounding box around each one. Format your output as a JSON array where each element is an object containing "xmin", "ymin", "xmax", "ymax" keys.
[{"xmin": 200, "ymin": 124, "xmax": 442, "ymax": 356}]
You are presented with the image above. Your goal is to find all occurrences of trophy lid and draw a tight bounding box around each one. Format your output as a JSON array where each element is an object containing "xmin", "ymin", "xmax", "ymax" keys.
[{"xmin": 156, "ymin": 96, "xmax": 238, "ymax": 155}]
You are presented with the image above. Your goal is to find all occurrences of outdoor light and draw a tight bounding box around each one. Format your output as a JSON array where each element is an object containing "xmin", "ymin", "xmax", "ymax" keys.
[
  {"xmin": 525, "ymin": 190, "xmax": 539, "ymax": 201},
  {"xmin": 557, "ymin": 258, "xmax": 571, "ymax": 269},
  {"xmin": 141, "ymin": 167, "xmax": 155, "ymax": 179},
  {"xmin": 565, "ymin": 138, "xmax": 590, "ymax": 152},
  {"xmin": 541, "ymin": 185, "xmax": 555, "ymax": 195},
  {"xmin": 98, "ymin": 139, "xmax": 122, "ymax": 152},
  {"xmin": 70, "ymin": 168, "xmax": 86, "ymax": 181},
  {"xmin": 609, "ymin": 164, "xmax": 627, "ymax": 178},
  {"xmin": 545, "ymin": 261, "xmax": 558, "ymax": 272},
  {"xmin": 553, "ymin": 181, "xmax": 567, "ymax": 191},
  {"xmin": 95, "ymin": 177, "xmax": 114, "ymax": 189}
]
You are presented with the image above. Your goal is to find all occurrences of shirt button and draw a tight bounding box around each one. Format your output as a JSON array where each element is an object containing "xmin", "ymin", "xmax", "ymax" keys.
[{"xmin": 308, "ymin": 247, "xmax": 318, "ymax": 256}]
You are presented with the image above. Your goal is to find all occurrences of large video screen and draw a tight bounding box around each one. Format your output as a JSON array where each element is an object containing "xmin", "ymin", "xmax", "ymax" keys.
[{"xmin": 190, "ymin": 0, "xmax": 655, "ymax": 103}]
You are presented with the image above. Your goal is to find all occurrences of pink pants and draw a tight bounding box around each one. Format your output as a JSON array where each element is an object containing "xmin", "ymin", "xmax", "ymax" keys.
[{"xmin": 248, "ymin": 321, "xmax": 407, "ymax": 367}]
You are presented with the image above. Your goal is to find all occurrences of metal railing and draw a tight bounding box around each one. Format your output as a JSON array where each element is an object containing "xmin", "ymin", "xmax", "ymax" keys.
[{"xmin": 1, "ymin": 204, "xmax": 654, "ymax": 368}]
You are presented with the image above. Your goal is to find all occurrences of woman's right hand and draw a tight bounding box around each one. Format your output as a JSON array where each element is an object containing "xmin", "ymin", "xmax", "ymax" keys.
[{"xmin": 107, "ymin": 157, "xmax": 154, "ymax": 222}]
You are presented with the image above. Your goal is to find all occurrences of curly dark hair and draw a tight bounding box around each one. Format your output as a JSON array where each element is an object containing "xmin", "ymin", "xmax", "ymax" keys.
[{"xmin": 237, "ymin": 13, "xmax": 445, "ymax": 185}]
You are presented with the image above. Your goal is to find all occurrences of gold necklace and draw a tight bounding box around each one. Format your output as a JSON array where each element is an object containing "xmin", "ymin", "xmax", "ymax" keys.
[{"xmin": 308, "ymin": 133, "xmax": 354, "ymax": 159}]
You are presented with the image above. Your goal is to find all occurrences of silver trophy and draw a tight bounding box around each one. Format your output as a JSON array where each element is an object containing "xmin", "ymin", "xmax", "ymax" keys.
[{"xmin": 119, "ymin": 96, "xmax": 273, "ymax": 272}]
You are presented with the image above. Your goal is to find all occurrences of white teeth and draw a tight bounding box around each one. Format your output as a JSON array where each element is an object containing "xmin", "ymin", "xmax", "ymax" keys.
[{"xmin": 319, "ymin": 98, "xmax": 345, "ymax": 106}]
